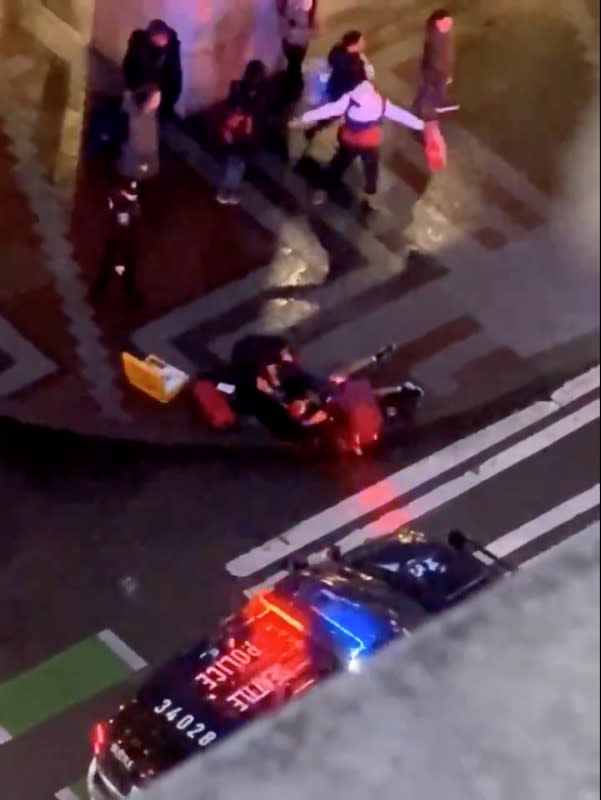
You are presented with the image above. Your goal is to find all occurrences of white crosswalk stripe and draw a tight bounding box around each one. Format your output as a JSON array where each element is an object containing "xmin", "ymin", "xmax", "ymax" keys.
[{"xmin": 486, "ymin": 485, "xmax": 599, "ymax": 559}]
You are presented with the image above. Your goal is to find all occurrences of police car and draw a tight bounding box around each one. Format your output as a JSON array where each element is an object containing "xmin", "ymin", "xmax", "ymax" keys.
[{"xmin": 87, "ymin": 529, "xmax": 508, "ymax": 798}]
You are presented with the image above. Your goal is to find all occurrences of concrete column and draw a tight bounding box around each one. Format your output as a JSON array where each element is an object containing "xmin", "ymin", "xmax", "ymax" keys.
[{"xmin": 90, "ymin": 0, "xmax": 284, "ymax": 115}]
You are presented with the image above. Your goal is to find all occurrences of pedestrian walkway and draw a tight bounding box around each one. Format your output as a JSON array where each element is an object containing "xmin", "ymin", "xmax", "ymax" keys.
[{"xmin": 0, "ymin": 0, "xmax": 598, "ymax": 444}]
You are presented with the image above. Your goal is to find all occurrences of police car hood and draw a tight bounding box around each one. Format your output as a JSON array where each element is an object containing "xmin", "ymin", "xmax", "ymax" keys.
[{"xmin": 101, "ymin": 644, "xmax": 239, "ymax": 787}]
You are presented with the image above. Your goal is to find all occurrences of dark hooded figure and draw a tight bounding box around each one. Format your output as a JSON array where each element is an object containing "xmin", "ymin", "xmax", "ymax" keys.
[
  {"xmin": 326, "ymin": 30, "xmax": 370, "ymax": 102},
  {"xmin": 412, "ymin": 9, "xmax": 458, "ymax": 121},
  {"xmin": 303, "ymin": 30, "xmax": 368, "ymax": 143},
  {"xmin": 122, "ymin": 19, "xmax": 182, "ymax": 118},
  {"xmin": 217, "ymin": 60, "xmax": 269, "ymax": 205},
  {"xmin": 90, "ymin": 179, "xmax": 142, "ymax": 305}
]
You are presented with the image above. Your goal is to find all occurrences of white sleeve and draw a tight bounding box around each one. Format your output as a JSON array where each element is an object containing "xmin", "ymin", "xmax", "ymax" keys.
[
  {"xmin": 360, "ymin": 54, "xmax": 376, "ymax": 81},
  {"xmin": 384, "ymin": 101, "xmax": 424, "ymax": 130},
  {"xmin": 300, "ymin": 94, "xmax": 350, "ymax": 124}
]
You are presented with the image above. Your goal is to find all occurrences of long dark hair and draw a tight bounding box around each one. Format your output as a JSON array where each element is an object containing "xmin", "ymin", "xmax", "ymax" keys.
[{"xmin": 341, "ymin": 29, "xmax": 363, "ymax": 50}]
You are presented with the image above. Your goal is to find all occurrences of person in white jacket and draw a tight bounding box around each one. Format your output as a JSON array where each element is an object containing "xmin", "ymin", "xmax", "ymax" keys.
[{"xmin": 291, "ymin": 79, "xmax": 426, "ymax": 207}]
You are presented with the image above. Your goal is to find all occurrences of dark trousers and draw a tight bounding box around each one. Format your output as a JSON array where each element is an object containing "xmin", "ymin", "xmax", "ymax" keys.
[
  {"xmin": 324, "ymin": 144, "xmax": 380, "ymax": 195},
  {"xmin": 91, "ymin": 231, "xmax": 138, "ymax": 302},
  {"xmin": 412, "ymin": 75, "xmax": 454, "ymax": 121},
  {"xmin": 283, "ymin": 41, "xmax": 308, "ymax": 99}
]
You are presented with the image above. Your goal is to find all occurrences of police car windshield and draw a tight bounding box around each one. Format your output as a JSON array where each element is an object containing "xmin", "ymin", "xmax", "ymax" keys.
[
  {"xmin": 283, "ymin": 571, "xmax": 404, "ymax": 663},
  {"xmin": 392, "ymin": 542, "xmax": 487, "ymax": 609}
]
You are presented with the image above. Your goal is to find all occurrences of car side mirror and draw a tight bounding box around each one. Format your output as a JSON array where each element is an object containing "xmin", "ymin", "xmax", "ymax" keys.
[
  {"xmin": 327, "ymin": 545, "xmax": 342, "ymax": 562},
  {"xmin": 448, "ymin": 529, "xmax": 467, "ymax": 550}
]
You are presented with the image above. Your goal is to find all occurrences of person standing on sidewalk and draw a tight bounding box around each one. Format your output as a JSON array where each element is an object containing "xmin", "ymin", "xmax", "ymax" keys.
[
  {"xmin": 123, "ymin": 19, "xmax": 183, "ymax": 120},
  {"xmin": 278, "ymin": 0, "xmax": 318, "ymax": 101},
  {"xmin": 412, "ymin": 9, "xmax": 459, "ymax": 122},
  {"xmin": 90, "ymin": 179, "xmax": 142, "ymax": 305},
  {"xmin": 326, "ymin": 30, "xmax": 375, "ymax": 101},
  {"xmin": 217, "ymin": 60, "xmax": 268, "ymax": 205},
  {"xmin": 118, "ymin": 81, "xmax": 161, "ymax": 181},
  {"xmin": 303, "ymin": 30, "xmax": 373, "ymax": 143},
  {"xmin": 290, "ymin": 79, "xmax": 427, "ymax": 209}
]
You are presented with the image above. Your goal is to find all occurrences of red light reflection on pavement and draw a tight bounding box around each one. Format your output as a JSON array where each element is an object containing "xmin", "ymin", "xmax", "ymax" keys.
[{"xmin": 368, "ymin": 508, "xmax": 408, "ymax": 535}]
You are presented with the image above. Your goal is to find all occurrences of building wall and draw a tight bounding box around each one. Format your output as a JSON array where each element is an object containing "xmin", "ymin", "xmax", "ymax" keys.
[{"xmin": 6, "ymin": 0, "xmax": 284, "ymax": 113}]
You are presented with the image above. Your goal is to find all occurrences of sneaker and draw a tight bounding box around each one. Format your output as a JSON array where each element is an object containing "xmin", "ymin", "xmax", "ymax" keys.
[
  {"xmin": 312, "ymin": 190, "xmax": 327, "ymax": 206},
  {"xmin": 401, "ymin": 380, "xmax": 425, "ymax": 398},
  {"xmin": 228, "ymin": 193, "xmax": 241, "ymax": 206},
  {"xmin": 216, "ymin": 191, "xmax": 230, "ymax": 205}
]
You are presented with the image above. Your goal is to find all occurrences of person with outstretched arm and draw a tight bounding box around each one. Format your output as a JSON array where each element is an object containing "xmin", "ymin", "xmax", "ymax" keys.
[{"xmin": 291, "ymin": 79, "xmax": 430, "ymax": 209}]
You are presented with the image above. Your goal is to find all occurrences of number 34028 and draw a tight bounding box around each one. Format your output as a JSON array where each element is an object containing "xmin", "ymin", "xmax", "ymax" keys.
[{"xmin": 154, "ymin": 698, "xmax": 217, "ymax": 747}]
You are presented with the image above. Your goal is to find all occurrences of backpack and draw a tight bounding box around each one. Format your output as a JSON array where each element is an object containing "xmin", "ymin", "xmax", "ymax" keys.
[{"xmin": 338, "ymin": 96, "xmax": 386, "ymax": 149}]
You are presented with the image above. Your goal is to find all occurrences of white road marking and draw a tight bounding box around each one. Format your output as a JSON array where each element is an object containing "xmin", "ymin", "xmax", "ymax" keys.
[
  {"xmin": 486, "ymin": 485, "xmax": 600, "ymax": 559},
  {"xmin": 97, "ymin": 630, "xmax": 147, "ymax": 672},
  {"xmin": 227, "ymin": 367, "xmax": 600, "ymax": 577},
  {"xmin": 0, "ymin": 725, "xmax": 12, "ymax": 744},
  {"xmin": 524, "ymin": 520, "xmax": 599, "ymax": 569},
  {"xmin": 55, "ymin": 789, "xmax": 81, "ymax": 800},
  {"xmin": 334, "ymin": 399, "xmax": 598, "ymax": 551}
]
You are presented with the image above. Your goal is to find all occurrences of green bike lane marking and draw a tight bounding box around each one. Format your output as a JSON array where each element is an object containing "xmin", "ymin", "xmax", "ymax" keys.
[{"xmin": 0, "ymin": 629, "xmax": 147, "ymax": 741}]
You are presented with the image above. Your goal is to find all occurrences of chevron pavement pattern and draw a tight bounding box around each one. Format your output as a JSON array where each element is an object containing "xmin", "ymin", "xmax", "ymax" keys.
[{"xmin": 0, "ymin": 9, "xmax": 127, "ymax": 421}]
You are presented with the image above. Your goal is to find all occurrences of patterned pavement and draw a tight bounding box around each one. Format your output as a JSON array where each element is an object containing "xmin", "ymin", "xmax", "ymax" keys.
[{"xmin": 0, "ymin": 0, "xmax": 599, "ymax": 443}]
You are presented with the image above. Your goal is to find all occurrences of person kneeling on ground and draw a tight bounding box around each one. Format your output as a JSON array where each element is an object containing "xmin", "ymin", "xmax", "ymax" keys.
[{"xmin": 217, "ymin": 60, "xmax": 268, "ymax": 205}]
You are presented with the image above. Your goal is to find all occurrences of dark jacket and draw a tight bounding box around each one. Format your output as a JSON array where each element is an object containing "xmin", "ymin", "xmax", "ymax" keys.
[
  {"xmin": 326, "ymin": 45, "xmax": 367, "ymax": 101},
  {"xmin": 122, "ymin": 27, "xmax": 182, "ymax": 112},
  {"xmin": 420, "ymin": 27, "xmax": 453, "ymax": 86},
  {"xmin": 108, "ymin": 189, "xmax": 140, "ymax": 237},
  {"xmin": 221, "ymin": 77, "xmax": 268, "ymax": 154}
]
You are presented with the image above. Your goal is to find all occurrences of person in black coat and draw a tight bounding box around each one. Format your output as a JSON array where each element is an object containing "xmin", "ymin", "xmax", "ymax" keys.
[
  {"xmin": 217, "ymin": 60, "xmax": 268, "ymax": 205},
  {"xmin": 90, "ymin": 179, "xmax": 142, "ymax": 305},
  {"xmin": 122, "ymin": 19, "xmax": 182, "ymax": 118},
  {"xmin": 412, "ymin": 9, "xmax": 458, "ymax": 122},
  {"xmin": 304, "ymin": 30, "xmax": 369, "ymax": 142},
  {"xmin": 326, "ymin": 30, "xmax": 372, "ymax": 102}
]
